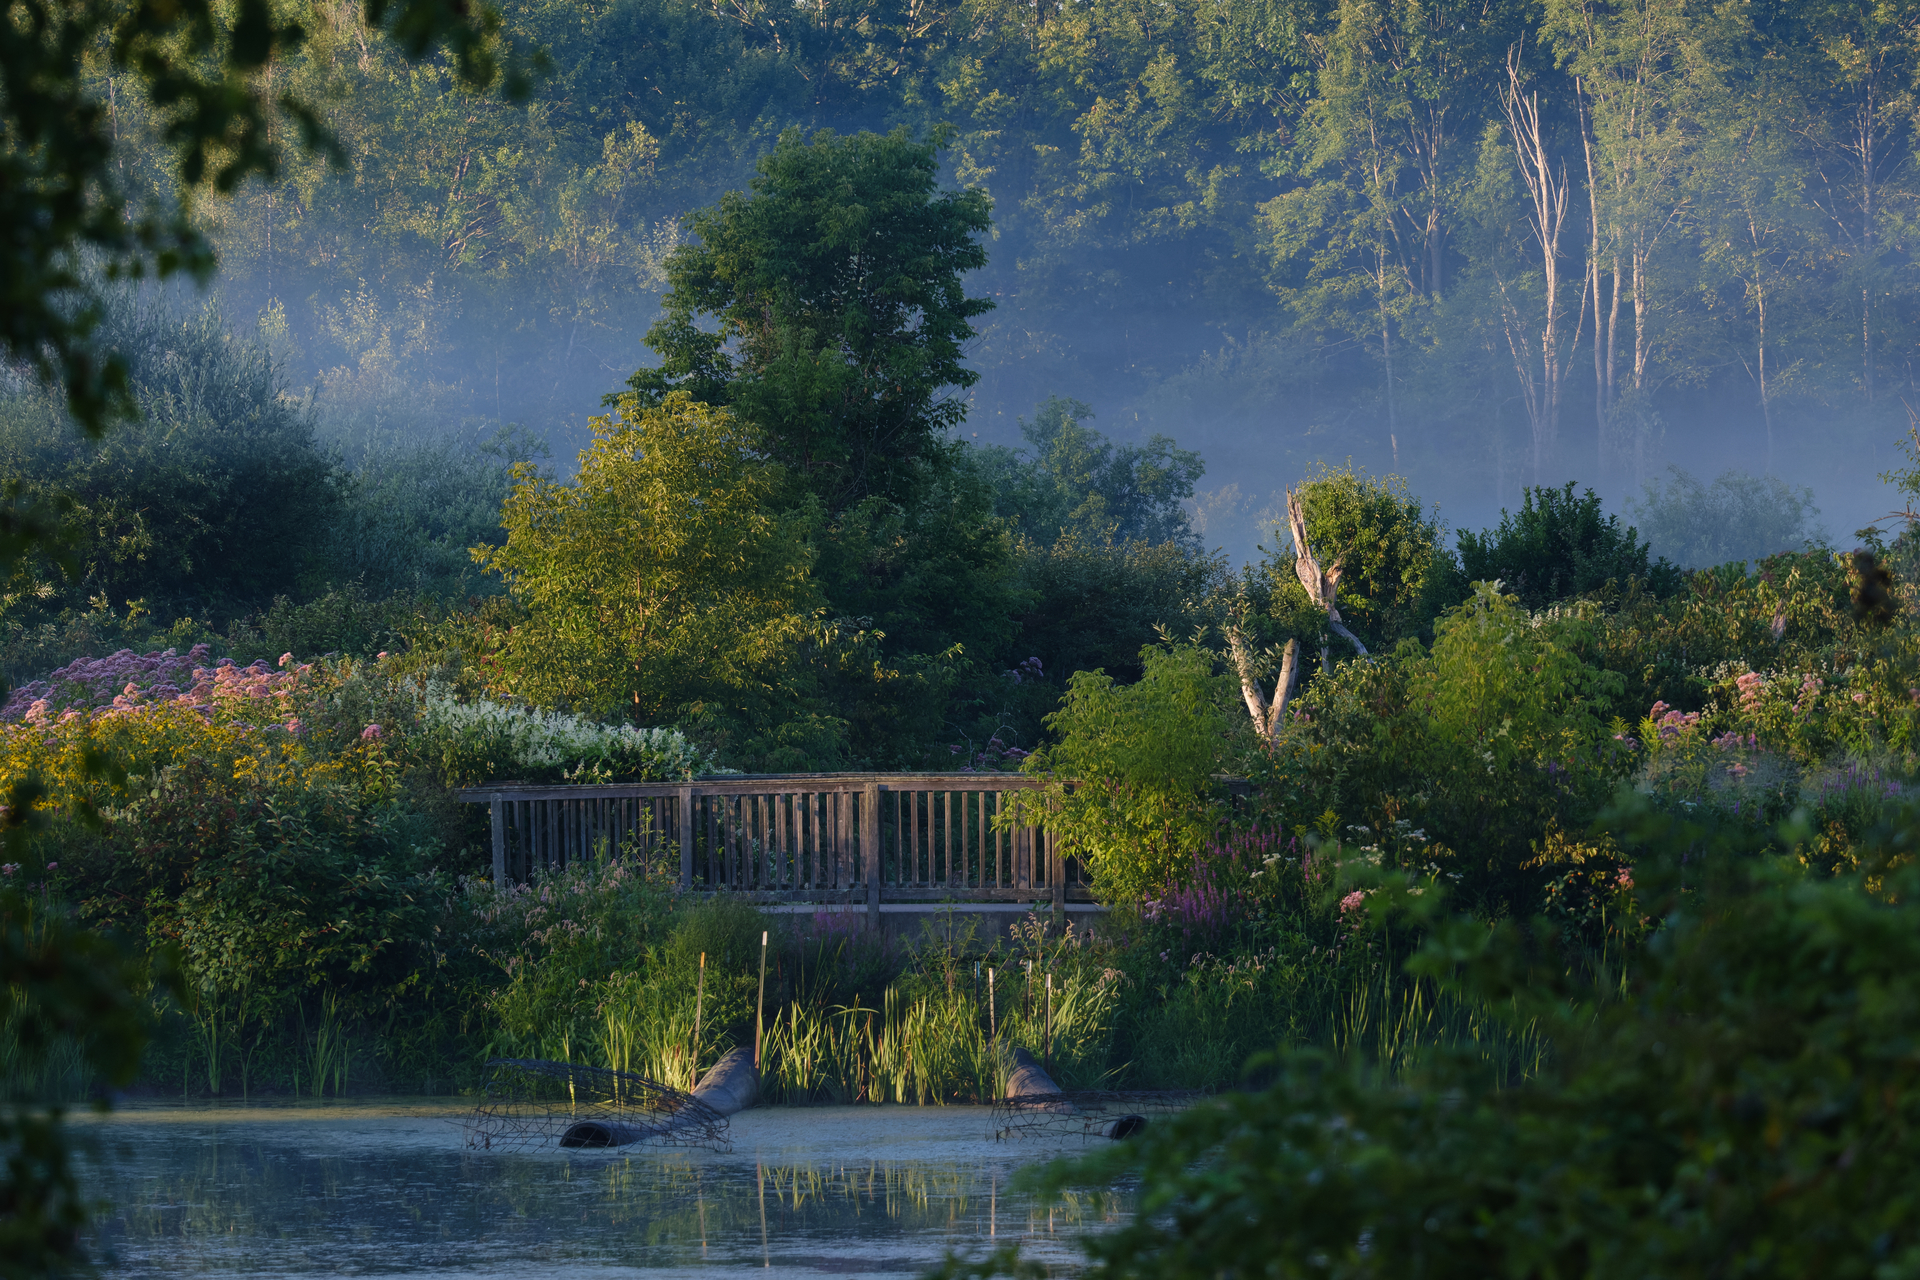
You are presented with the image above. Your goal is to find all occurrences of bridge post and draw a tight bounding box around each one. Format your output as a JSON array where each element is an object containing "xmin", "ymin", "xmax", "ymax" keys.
[
  {"xmin": 678, "ymin": 787, "xmax": 694, "ymax": 889},
  {"xmin": 863, "ymin": 781, "xmax": 881, "ymax": 932},
  {"xmin": 490, "ymin": 796, "xmax": 506, "ymax": 890}
]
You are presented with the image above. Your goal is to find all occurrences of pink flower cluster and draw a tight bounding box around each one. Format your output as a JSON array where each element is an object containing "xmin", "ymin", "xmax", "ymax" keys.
[
  {"xmin": 1736, "ymin": 671, "xmax": 1765, "ymax": 708},
  {"xmin": 1648, "ymin": 701, "xmax": 1701, "ymax": 741},
  {"xmin": 1711, "ymin": 730, "xmax": 1759, "ymax": 749},
  {"xmin": 2, "ymin": 646, "xmax": 211, "ymax": 722},
  {"xmin": 1, "ymin": 645, "xmax": 313, "ymax": 731},
  {"xmin": 1793, "ymin": 672, "xmax": 1823, "ymax": 715}
]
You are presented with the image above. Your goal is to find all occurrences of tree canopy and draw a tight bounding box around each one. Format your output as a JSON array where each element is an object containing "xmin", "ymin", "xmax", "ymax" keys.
[
  {"xmin": 476, "ymin": 391, "xmax": 839, "ymax": 749},
  {"xmin": 975, "ymin": 397, "xmax": 1206, "ymax": 548},
  {"xmin": 628, "ymin": 125, "xmax": 994, "ymax": 514}
]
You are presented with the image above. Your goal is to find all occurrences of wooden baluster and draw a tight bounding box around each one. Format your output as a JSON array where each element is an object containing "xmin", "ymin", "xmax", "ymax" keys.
[
  {"xmin": 704, "ymin": 795, "xmax": 717, "ymax": 887},
  {"xmin": 945, "ymin": 790, "xmax": 956, "ymax": 888},
  {"xmin": 832, "ymin": 791, "xmax": 845, "ymax": 892},
  {"xmin": 975, "ymin": 790, "xmax": 986, "ymax": 890},
  {"xmin": 863, "ymin": 783, "xmax": 881, "ymax": 930},
  {"xmin": 490, "ymin": 797, "xmax": 505, "ymax": 889},
  {"xmin": 993, "ymin": 792, "xmax": 1003, "ymax": 889},
  {"xmin": 909, "ymin": 789, "xmax": 920, "ymax": 886},
  {"xmin": 678, "ymin": 790, "xmax": 693, "ymax": 889}
]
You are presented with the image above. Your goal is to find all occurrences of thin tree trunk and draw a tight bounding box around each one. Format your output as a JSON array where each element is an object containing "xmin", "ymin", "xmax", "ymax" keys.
[
  {"xmin": 1580, "ymin": 87, "xmax": 1608, "ymax": 478},
  {"xmin": 1757, "ymin": 280, "xmax": 1773, "ymax": 475},
  {"xmin": 1380, "ymin": 255, "xmax": 1398, "ymax": 467},
  {"xmin": 1227, "ymin": 631, "xmax": 1300, "ymax": 748},
  {"xmin": 1503, "ymin": 56, "xmax": 1573, "ymax": 484},
  {"xmin": 1865, "ymin": 286, "xmax": 1875, "ymax": 404}
]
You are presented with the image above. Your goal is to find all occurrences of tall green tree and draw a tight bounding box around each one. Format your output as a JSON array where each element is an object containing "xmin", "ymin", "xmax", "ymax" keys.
[
  {"xmin": 628, "ymin": 124, "xmax": 994, "ymax": 513},
  {"xmin": 1264, "ymin": 0, "xmax": 1525, "ymax": 457}
]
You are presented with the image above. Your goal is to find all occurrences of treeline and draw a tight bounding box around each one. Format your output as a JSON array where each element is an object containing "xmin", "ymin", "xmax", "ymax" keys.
[
  {"xmin": 6, "ymin": 122, "xmax": 1861, "ymax": 771},
  {"xmin": 84, "ymin": 0, "xmax": 1920, "ymax": 510}
]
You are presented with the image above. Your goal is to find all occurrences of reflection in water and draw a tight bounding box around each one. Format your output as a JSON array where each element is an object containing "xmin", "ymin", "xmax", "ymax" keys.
[{"xmin": 76, "ymin": 1103, "xmax": 1122, "ymax": 1277}]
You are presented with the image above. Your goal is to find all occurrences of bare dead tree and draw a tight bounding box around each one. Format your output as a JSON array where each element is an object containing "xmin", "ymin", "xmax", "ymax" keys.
[
  {"xmin": 1287, "ymin": 488, "xmax": 1370, "ymax": 659},
  {"xmin": 1224, "ymin": 487, "xmax": 1368, "ymax": 746},
  {"xmin": 1500, "ymin": 50, "xmax": 1576, "ymax": 484},
  {"xmin": 1226, "ymin": 627, "xmax": 1299, "ymax": 747}
]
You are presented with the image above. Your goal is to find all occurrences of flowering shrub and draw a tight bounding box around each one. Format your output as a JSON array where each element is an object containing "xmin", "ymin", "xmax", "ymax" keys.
[
  {"xmin": 1141, "ymin": 870, "xmax": 1235, "ymax": 948},
  {"xmin": 416, "ymin": 688, "xmax": 716, "ymax": 784},
  {"xmin": 0, "ymin": 645, "xmax": 312, "ymax": 730}
]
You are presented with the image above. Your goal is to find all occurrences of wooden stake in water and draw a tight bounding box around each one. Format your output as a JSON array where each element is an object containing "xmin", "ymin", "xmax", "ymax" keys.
[
  {"xmin": 692, "ymin": 951, "xmax": 706, "ymax": 1081},
  {"xmin": 755, "ymin": 930, "xmax": 768, "ymax": 1068},
  {"xmin": 988, "ymin": 966, "xmax": 996, "ymax": 1039}
]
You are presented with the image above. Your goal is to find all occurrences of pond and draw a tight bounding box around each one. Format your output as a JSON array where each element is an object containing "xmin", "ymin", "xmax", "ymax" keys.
[{"xmin": 74, "ymin": 1101, "xmax": 1122, "ymax": 1277}]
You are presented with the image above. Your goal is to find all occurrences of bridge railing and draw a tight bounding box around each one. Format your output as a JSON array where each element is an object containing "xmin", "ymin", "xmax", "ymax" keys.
[{"xmin": 455, "ymin": 773, "xmax": 1086, "ymax": 916}]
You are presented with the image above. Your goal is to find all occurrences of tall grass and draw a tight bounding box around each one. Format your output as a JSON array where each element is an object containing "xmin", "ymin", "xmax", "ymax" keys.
[
  {"xmin": 0, "ymin": 1020, "xmax": 94, "ymax": 1103},
  {"xmin": 590, "ymin": 960, "xmax": 1121, "ymax": 1105},
  {"xmin": 1332, "ymin": 964, "xmax": 1549, "ymax": 1085},
  {"xmin": 293, "ymin": 991, "xmax": 351, "ymax": 1098}
]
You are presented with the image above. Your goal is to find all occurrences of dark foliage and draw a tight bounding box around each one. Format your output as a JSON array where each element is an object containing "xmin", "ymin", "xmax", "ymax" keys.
[
  {"xmin": 1457, "ymin": 482, "xmax": 1682, "ymax": 608},
  {"xmin": 628, "ymin": 125, "xmax": 994, "ymax": 515}
]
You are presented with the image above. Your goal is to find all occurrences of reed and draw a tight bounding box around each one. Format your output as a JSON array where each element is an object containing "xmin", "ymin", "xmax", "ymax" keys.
[
  {"xmin": 1332, "ymin": 961, "xmax": 1549, "ymax": 1086},
  {"xmin": 748, "ymin": 966, "xmax": 1119, "ymax": 1104},
  {"xmin": 294, "ymin": 990, "xmax": 350, "ymax": 1098},
  {"xmin": 0, "ymin": 1015, "xmax": 92, "ymax": 1103}
]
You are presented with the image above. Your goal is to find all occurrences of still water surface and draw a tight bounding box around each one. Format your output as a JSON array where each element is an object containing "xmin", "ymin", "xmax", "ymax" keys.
[{"xmin": 75, "ymin": 1101, "xmax": 1117, "ymax": 1278}]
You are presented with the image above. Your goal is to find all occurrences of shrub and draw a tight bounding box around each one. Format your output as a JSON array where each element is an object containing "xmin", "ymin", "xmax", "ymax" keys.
[
  {"xmin": 320, "ymin": 424, "xmax": 543, "ymax": 601},
  {"xmin": 0, "ymin": 299, "xmax": 339, "ymax": 625},
  {"xmin": 1273, "ymin": 583, "xmax": 1628, "ymax": 913},
  {"xmin": 224, "ymin": 583, "xmax": 449, "ymax": 662},
  {"xmin": 991, "ymin": 800, "xmax": 1920, "ymax": 1280},
  {"xmin": 1013, "ymin": 642, "xmax": 1246, "ymax": 902},
  {"xmin": 1627, "ymin": 467, "xmax": 1826, "ymax": 569},
  {"xmin": 417, "ymin": 687, "xmax": 717, "ymax": 784},
  {"xmin": 1457, "ymin": 482, "xmax": 1680, "ymax": 608},
  {"xmin": 1004, "ymin": 533, "xmax": 1228, "ymax": 688}
]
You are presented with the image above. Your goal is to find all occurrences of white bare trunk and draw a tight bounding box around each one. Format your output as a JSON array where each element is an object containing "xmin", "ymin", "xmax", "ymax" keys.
[{"xmin": 1502, "ymin": 54, "xmax": 1574, "ymax": 484}]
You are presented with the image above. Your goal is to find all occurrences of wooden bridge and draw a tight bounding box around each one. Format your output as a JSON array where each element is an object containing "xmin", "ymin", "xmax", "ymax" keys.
[{"xmin": 456, "ymin": 773, "xmax": 1089, "ymax": 927}]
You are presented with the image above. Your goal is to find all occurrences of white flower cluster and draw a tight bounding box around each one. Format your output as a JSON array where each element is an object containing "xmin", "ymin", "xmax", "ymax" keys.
[{"xmin": 419, "ymin": 688, "xmax": 713, "ymax": 781}]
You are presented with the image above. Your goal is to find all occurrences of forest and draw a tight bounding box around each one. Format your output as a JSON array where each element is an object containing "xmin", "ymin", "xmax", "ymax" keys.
[
  {"xmin": 5, "ymin": 0, "xmax": 1920, "ymax": 1275},
  {"xmin": 81, "ymin": 0, "xmax": 1920, "ymax": 545}
]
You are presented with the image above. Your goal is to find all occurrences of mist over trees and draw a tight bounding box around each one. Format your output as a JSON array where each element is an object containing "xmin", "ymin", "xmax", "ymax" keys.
[{"xmin": 65, "ymin": 0, "xmax": 1919, "ymax": 548}]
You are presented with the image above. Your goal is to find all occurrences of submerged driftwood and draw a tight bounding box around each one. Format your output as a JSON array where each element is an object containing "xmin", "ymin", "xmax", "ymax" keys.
[
  {"xmin": 462, "ymin": 1058, "xmax": 733, "ymax": 1153},
  {"xmin": 991, "ymin": 1046, "xmax": 1188, "ymax": 1142}
]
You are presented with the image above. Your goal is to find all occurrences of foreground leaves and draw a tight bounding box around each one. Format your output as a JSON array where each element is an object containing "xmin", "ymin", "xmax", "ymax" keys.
[{"xmin": 938, "ymin": 797, "xmax": 1920, "ymax": 1279}]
